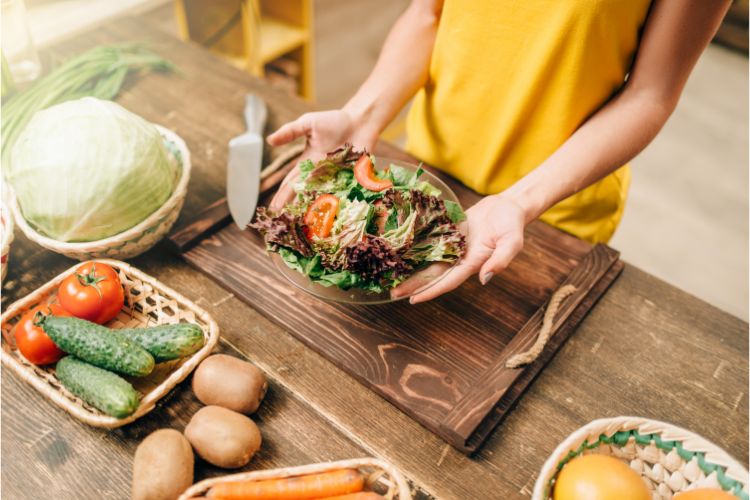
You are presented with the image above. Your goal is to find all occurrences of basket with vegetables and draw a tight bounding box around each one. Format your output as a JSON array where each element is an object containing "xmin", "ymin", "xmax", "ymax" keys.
[
  {"xmin": 179, "ymin": 457, "xmax": 412, "ymax": 500},
  {"xmin": 6, "ymin": 98, "xmax": 190, "ymax": 260},
  {"xmin": 251, "ymin": 145, "xmax": 467, "ymax": 303},
  {"xmin": 2, "ymin": 44, "xmax": 185, "ymax": 260},
  {"xmin": 0, "ymin": 260, "xmax": 219, "ymax": 427},
  {"xmin": 534, "ymin": 416, "xmax": 749, "ymax": 500}
]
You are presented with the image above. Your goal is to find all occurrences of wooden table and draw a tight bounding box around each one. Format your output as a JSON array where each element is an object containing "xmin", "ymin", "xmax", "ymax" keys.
[{"xmin": 2, "ymin": 16, "xmax": 747, "ymax": 500}]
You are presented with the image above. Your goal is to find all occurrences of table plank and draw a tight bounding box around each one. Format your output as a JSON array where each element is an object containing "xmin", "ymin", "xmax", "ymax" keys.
[{"xmin": 1, "ymin": 14, "xmax": 747, "ymax": 500}]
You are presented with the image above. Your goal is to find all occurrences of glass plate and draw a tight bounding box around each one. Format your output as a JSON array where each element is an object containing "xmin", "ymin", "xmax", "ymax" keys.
[{"xmin": 270, "ymin": 156, "xmax": 468, "ymax": 304}]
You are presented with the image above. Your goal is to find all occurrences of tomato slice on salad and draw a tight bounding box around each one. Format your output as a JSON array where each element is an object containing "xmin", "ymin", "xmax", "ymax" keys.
[
  {"xmin": 353, "ymin": 155, "xmax": 393, "ymax": 192},
  {"xmin": 304, "ymin": 194, "xmax": 340, "ymax": 239}
]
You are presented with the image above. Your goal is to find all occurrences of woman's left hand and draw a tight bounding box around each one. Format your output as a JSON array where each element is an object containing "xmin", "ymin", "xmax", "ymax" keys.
[{"xmin": 392, "ymin": 194, "xmax": 527, "ymax": 303}]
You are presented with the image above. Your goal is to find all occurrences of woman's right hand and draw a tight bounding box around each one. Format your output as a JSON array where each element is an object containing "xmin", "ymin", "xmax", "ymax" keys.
[{"xmin": 267, "ymin": 109, "xmax": 378, "ymax": 210}]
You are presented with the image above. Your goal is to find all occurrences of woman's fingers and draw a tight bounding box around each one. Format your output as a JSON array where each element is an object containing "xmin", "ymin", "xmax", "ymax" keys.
[
  {"xmin": 268, "ymin": 167, "xmax": 301, "ymax": 211},
  {"xmin": 478, "ymin": 237, "xmax": 522, "ymax": 284},
  {"xmin": 408, "ymin": 261, "xmax": 477, "ymax": 304},
  {"xmin": 267, "ymin": 117, "xmax": 310, "ymax": 146},
  {"xmin": 390, "ymin": 262, "xmax": 450, "ymax": 299},
  {"xmin": 268, "ymin": 182, "xmax": 295, "ymax": 211}
]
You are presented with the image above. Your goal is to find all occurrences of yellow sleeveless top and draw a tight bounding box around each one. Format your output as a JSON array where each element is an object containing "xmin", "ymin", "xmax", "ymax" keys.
[{"xmin": 406, "ymin": 0, "xmax": 652, "ymax": 243}]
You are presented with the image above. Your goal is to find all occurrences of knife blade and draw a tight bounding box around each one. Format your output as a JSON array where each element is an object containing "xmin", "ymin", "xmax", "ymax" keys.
[{"xmin": 227, "ymin": 94, "xmax": 268, "ymax": 228}]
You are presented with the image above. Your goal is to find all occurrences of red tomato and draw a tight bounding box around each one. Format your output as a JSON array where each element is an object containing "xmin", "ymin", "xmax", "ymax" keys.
[
  {"xmin": 303, "ymin": 194, "xmax": 340, "ymax": 239},
  {"xmin": 353, "ymin": 155, "xmax": 393, "ymax": 192},
  {"xmin": 58, "ymin": 262, "xmax": 124, "ymax": 324},
  {"xmin": 15, "ymin": 304, "xmax": 71, "ymax": 365}
]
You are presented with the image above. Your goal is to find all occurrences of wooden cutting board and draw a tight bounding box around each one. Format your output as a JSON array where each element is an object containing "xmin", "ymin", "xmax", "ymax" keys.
[{"xmin": 170, "ymin": 144, "xmax": 623, "ymax": 453}]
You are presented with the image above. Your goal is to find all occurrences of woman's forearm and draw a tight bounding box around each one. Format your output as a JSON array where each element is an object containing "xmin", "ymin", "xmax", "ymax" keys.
[
  {"xmin": 502, "ymin": 87, "xmax": 673, "ymax": 223},
  {"xmin": 343, "ymin": 0, "xmax": 442, "ymax": 140}
]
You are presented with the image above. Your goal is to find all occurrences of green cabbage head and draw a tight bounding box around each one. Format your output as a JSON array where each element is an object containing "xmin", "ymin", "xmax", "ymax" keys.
[{"xmin": 6, "ymin": 97, "xmax": 179, "ymax": 242}]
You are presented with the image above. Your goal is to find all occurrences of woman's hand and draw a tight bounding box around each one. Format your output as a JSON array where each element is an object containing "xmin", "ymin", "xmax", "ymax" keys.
[
  {"xmin": 392, "ymin": 194, "xmax": 528, "ymax": 303},
  {"xmin": 267, "ymin": 109, "xmax": 378, "ymax": 157},
  {"xmin": 267, "ymin": 109, "xmax": 378, "ymax": 210}
]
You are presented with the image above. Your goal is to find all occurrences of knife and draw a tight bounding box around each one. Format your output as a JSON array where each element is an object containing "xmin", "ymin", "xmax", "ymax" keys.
[
  {"xmin": 227, "ymin": 94, "xmax": 268, "ymax": 228},
  {"xmin": 168, "ymin": 143, "xmax": 305, "ymax": 253}
]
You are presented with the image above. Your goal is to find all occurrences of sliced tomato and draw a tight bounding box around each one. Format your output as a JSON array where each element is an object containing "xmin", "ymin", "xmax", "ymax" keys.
[
  {"xmin": 303, "ymin": 194, "xmax": 340, "ymax": 239},
  {"xmin": 15, "ymin": 303, "xmax": 71, "ymax": 365},
  {"xmin": 353, "ymin": 155, "xmax": 393, "ymax": 192}
]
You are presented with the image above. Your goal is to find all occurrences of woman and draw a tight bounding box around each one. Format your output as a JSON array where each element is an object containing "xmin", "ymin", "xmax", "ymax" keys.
[{"xmin": 268, "ymin": 0, "xmax": 730, "ymax": 303}]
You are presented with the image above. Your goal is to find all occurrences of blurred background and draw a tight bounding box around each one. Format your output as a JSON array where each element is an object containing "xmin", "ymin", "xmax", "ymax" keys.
[{"xmin": 7, "ymin": 0, "xmax": 750, "ymax": 319}]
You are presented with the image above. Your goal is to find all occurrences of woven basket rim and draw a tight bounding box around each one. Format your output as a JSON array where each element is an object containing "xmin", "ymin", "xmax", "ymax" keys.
[
  {"xmin": 0, "ymin": 259, "xmax": 219, "ymax": 428},
  {"xmin": 1, "ymin": 197, "xmax": 14, "ymax": 255},
  {"xmin": 9, "ymin": 125, "xmax": 190, "ymax": 250},
  {"xmin": 178, "ymin": 457, "xmax": 413, "ymax": 500},
  {"xmin": 532, "ymin": 416, "xmax": 749, "ymax": 499}
]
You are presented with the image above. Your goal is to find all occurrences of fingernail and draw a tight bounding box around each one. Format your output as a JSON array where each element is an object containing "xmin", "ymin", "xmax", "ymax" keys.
[
  {"xmin": 481, "ymin": 272, "xmax": 494, "ymax": 285},
  {"xmin": 409, "ymin": 296, "xmax": 416, "ymax": 305}
]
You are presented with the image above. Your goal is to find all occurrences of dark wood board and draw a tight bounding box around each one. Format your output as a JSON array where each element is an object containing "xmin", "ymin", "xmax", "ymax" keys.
[{"xmin": 172, "ymin": 148, "xmax": 623, "ymax": 453}]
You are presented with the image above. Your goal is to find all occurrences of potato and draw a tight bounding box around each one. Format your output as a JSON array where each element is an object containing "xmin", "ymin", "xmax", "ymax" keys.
[
  {"xmin": 132, "ymin": 428, "xmax": 193, "ymax": 500},
  {"xmin": 184, "ymin": 405, "xmax": 261, "ymax": 468},
  {"xmin": 192, "ymin": 354, "xmax": 268, "ymax": 414}
]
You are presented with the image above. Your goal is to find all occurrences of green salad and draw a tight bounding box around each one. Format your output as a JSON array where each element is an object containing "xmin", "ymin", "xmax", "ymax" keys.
[{"xmin": 251, "ymin": 145, "xmax": 466, "ymax": 293}]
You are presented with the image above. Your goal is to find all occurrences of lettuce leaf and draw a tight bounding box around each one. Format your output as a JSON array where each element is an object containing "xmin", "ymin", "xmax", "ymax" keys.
[
  {"xmin": 387, "ymin": 164, "xmax": 421, "ymax": 187},
  {"xmin": 296, "ymin": 165, "xmax": 355, "ymax": 195},
  {"xmin": 315, "ymin": 199, "xmax": 371, "ymax": 268},
  {"xmin": 343, "ymin": 235, "xmax": 411, "ymax": 286},
  {"xmin": 384, "ymin": 208, "xmax": 399, "ymax": 232},
  {"xmin": 387, "ymin": 163, "xmax": 442, "ymax": 196},
  {"xmin": 278, "ymin": 247, "xmax": 384, "ymax": 292},
  {"xmin": 295, "ymin": 144, "xmax": 361, "ymax": 194},
  {"xmin": 444, "ymin": 200, "xmax": 466, "ymax": 223},
  {"xmin": 298, "ymin": 159, "xmax": 315, "ymax": 177},
  {"xmin": 249, "ymin": 208, "xmax": 312, "ymax": 257},
  {"xmin": 404, "ymin": 223, "xmax": 466, "ymax": 263},
  {"xmin": 381, "ymin": 209, "xmax": 416, "ymax": 250},
  {"xmin": 415, "ymin": 181, "xmax": 442, "ymax": 197}
]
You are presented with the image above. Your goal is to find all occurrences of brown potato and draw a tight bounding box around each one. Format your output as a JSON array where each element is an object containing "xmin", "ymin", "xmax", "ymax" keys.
[
  {"xmin": 192, "ymin": 354, "xmax": 268, "ymax": 414},
  {"xmin": 132, "ymin": 428, "xmax": 194, "ymax": 500},
  {"xmin": 184, "ymin": 405, "xmax": 261, "ymax": 468}
]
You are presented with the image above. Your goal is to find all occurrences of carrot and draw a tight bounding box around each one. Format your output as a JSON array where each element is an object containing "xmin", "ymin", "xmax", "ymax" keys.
[
  {"xmin": 318, "ymin": 493, "xmax": 384, "ymax": 500},
  {"xmin": 207, "ymin": 469, "xmax": 365, "ymax": 500}
]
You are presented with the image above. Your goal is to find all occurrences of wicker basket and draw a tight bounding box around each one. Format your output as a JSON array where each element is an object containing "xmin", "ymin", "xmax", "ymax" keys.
[
  {"xmin": 0, "ymin": 259, "xmax": 219, "ymax": 428},
  {"xmin": 10, "ymin": 125, "xmax": 191, "ymax": 261},
  {"xmin": 179, "ymin": 457, "xmax": 412, "ymax": 500},
  {"xmin": 533, "ymin": 416, "xmax": 749, "ymax": 500},
  {"xmin": 1, "ymin": 195, "xmax": 14, "ymax": 282}
]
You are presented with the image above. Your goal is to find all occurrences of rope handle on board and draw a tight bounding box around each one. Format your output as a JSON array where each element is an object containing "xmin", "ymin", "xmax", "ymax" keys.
[{"xmin": 505, "ymin": 284, "xmax": 578, "ymax": 369}]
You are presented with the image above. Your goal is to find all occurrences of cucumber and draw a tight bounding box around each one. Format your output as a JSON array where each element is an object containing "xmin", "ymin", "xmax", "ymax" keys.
[
  {"xmin": 41, "ymin": 316, "xmax": 154, "ymax": 377},
  {"xmin": 119, "ymin": 323, "xmax": 205, "ymax": 362},
  {"xmin": 56, "ymin": 356, "xmax": 140, "ymax": 418}
]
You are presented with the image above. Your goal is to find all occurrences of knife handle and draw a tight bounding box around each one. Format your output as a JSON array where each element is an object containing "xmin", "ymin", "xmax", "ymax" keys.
[{"xmin": 168, "ymin": 151, "xmax": 300, "ymax": 253}]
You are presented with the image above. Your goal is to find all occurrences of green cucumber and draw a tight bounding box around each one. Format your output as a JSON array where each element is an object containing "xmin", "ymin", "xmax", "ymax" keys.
[
  {"xmin": 41, "ymin": 316, "xmax": 154, "ymax": 377},
  {"xmin": 119, "ymin": 323, "xmax": 205, "ymax": 362},
  {"xmin": 56, "ymin": 356, "xmax": 140, "ymax": 418}
]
